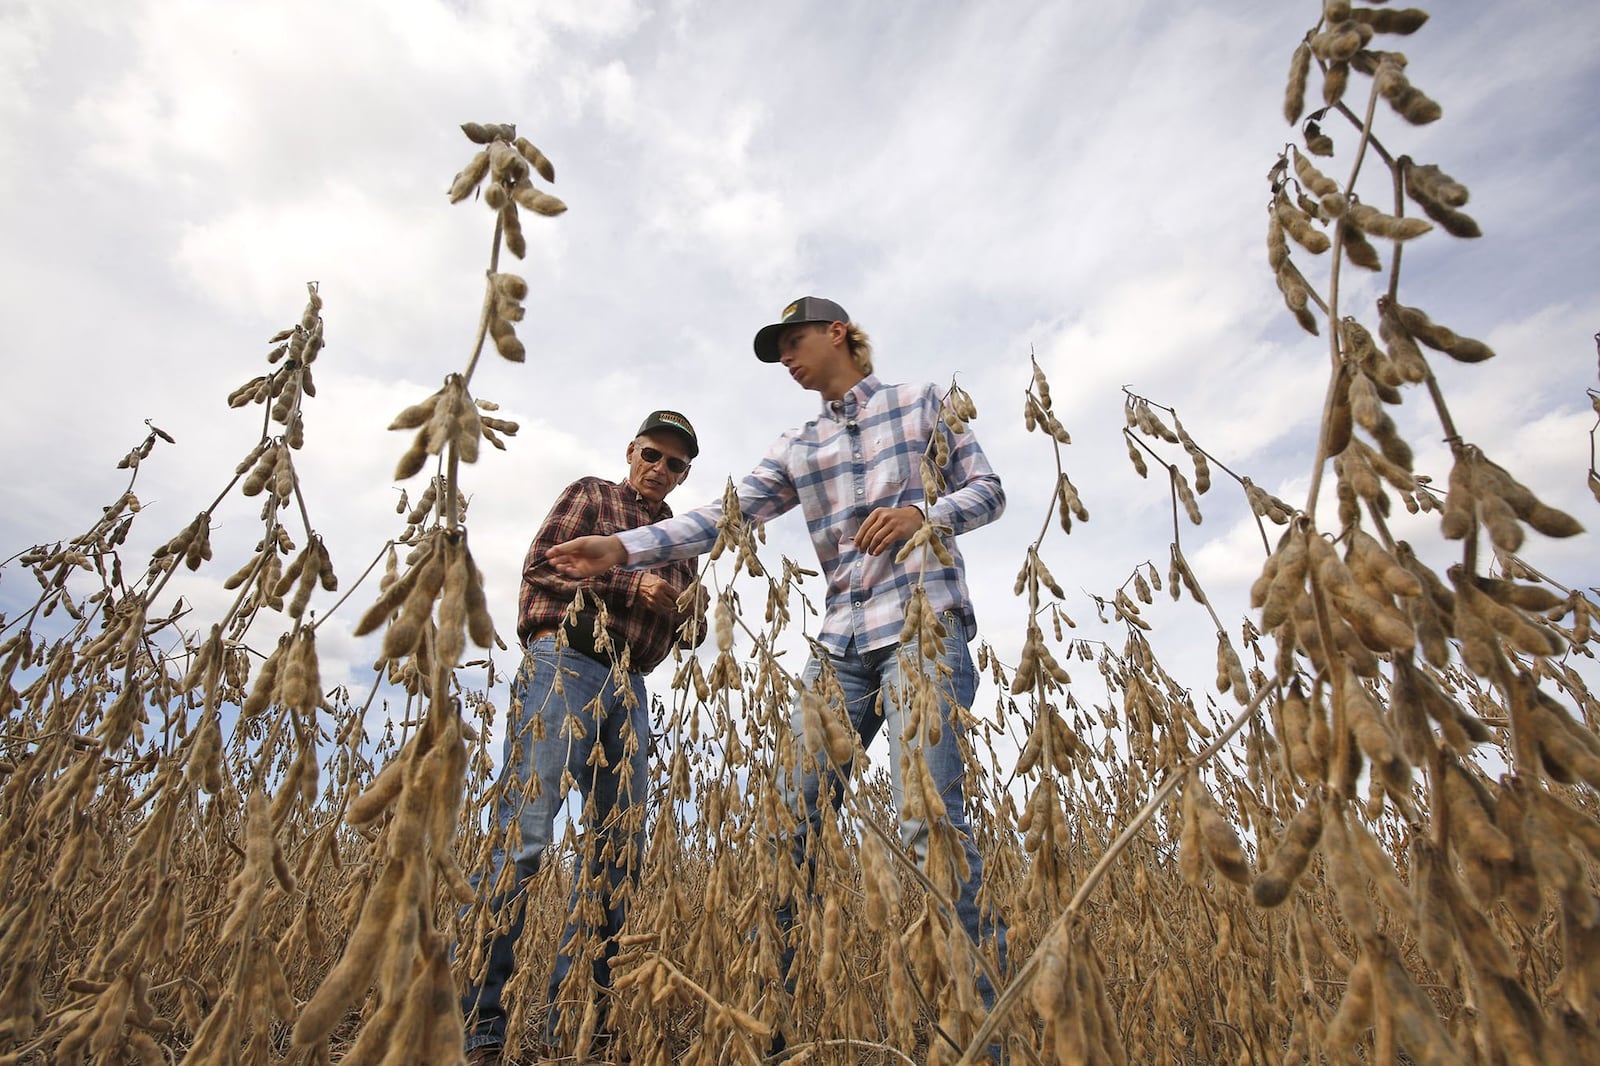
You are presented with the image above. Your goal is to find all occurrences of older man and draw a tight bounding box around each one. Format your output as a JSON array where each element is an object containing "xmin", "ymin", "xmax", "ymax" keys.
[{"xmin": 462, "ymin": 410, "xmax": 704, "ymax": 1065}]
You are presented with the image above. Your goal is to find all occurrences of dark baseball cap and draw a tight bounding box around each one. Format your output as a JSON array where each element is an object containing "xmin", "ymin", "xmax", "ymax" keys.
[
  {"xmin": 636, "ymin": 410, "xmax": 699, "ymax": 457},
  {"xmin": 752, "ymin": 296, "xmax": 850, "ymax": 363}
]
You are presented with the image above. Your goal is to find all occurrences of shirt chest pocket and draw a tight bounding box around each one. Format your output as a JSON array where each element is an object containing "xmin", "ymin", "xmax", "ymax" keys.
[{"xmin": 870, "ymin": 438, "xmax": 920, "ymax": 504}]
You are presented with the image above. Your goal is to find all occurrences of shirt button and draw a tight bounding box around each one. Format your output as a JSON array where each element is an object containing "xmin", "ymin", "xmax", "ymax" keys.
[
  {"xmin": 856, "ymin": 487, "xmax": 864, "ymax": 495},
  {"xmin": 854, "ymin": 601, "xmax": 862, "ymax": 608}
]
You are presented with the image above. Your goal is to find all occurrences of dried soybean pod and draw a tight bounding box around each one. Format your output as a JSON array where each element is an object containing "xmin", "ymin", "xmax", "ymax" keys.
[
  {"xmin": 1474, "ymin": 458, "xmax": 1585, "ymax": 539},
  {"xmin": 510, "ymin": 182, "xmax": 567, "ymax": 217},
  {"xmin": 1170, "ymin": 545, "xmax": 1206, "ymax": 606},
  {"xmin": 1274, "ymin": 191, "xmax": 1331, "ymax": 254},
  {"xmin": 1339, "ymin": 217, "xmax": 1383, "ymax": 271},
  {"xmin": 462, "ymin": 553, "xmax": 495, "ymax": 649},
  {"xmin": 1178, "ymin": 778, "xmax": 1205, "ymax": 886},
  {"xmin": 434, "ymin": 538, "xmax": 470, "ymax": 670},
  {"xmin": 1531, "ymin": 786, "xmax": 1600, "ymax": 867},
  {"xmin": 513, "ymin": 137, "xmax": 556, "ymax": 182},
  {"xmin": 1371, "ymin": 946, "xmax": 1465, "ymax": 1063},
  {"xmin": 1402, "ymin": 159, "xmax": 1469, "ymax": 208},
  {"xmin": 1346, "ymin": 529, "xmax": 1422, "ymax": 599},
  {"xmin": 1266, "ymin": 210, "xmax": 1290, "ymax": 273},
  {"xmin": 1393, "ymin": 302, "xmax": 1495, "ymax": 362},
  {"xmin": 1321, "ymin": 806, "xmax": 1377, "ymax": 938},
  {"xmin": 1253, "ymin": 800, "xmax": 1324, "ymax": 907},
  {"xmin": 1341, "ymin": 316, "xmax": 1400, "ymax": 385},
  {"xmin": 1491, "ymin": 780, "xmax": 1542, "ymax": 926},
  {"xmin": 1450, "ymin": 576, "xmax": 1507, "ymax": 679},
  {"xmin": 1347, "ymin": 369, "xmax": 1384, "ymax": 434},
  {"xmin": 241, "ymin": 444, "xmax": 279, "ymax": 497},
  {"xmin": 1458, "ymin": 577, "xmax": 1563, "ymax": 658},
  {"xmin": 501, "ymin": 203, "xmax": 526, "ymax": 258},
  {"xmin": 1412, "ymin": 662, "xmax": 1491, "ymax": 752},
  {"xmin": 1174, "ymin": 469, "xmax": 1202, "ymax": 525},
  {"xmin": 447, "ymin": 149, "xmax": 490, "ymax": 203},
  {"xmin": 1347, "ymin": 201, "xmax": 1433, "ymax": 241},
  {"xmin": 1439, "ymin": 450, "xmax": 1477, "ymax": 541},
  {"xmin": 1031, "ymin": 361, "xmax": 1054, "ymax": 410},
  {"xmin": 1322, "ymin": 60, "xmax": 1349, "ymax": 107},
  {"xmin": 1352, "ymin": 6, "xmax": 1429, "ymax": 34},
  {"xmin": 1313, "ymin": 531, "xmax": 1415, "ymax": 654},
  {"xmin": 1387, "ymin": 655, "xmax": 1435, "ymax": 763},
  {"xmin": 273, "ymin": 543, "xmax": 312, "ymax": 599},
  {"xmin": 1388, "ymin": 72, "xmax": 1443, "ymax": 126},
  {"xmin": 1344, "ymin": 675, "xmax": 1411, "ymax": 793},
  {"xmin": 1124, "ymin": 431, "xmax": 1148, "ymax": 477},
  {"xmin": 1279, "ymin": 681, "xmax": 1325, "ymax": 782},
  {"xmin": 1284, "ymin": 40, "xmax": 1312, "ymax": 124},
  {"xmin": 1442, "ymin": 760, "xmax": 1513, "ymax": 906},
  {"xmin": 1322, "ymin": 952, "xmax": 1376, "ymax": 1050},
  {"xmin": 1473, "ymin": 575, "xmax": 1565, "ymax": 613},
  {"xmin": 1250, "ymin": 530, "xmax": 1288, "ymax": 610},
  {"xmin": 1409, "ymin": 839, "xmax": 1459, "ymax": 973},
  {"xmin": 1311, "ymin": 22, "xmax": 1366, "ymax": 63},
  {"xmin": 1375, "ymin": 296, "xmax": 1429, "ymax": 383},
  {"xmin": 1402, "ymin": 157, "xmax": 1481, "ymax": 237},
  {"xmin": 1196, "ymin": 787, "xmax": 1251, "ymax": 886},
  {"xmin": 1325, "ymin": 362, "xmax": 1354, "ymax": 456},
  {"xmin": 1276, "ymin": 260, "xmax": 1321, "ymax": 334},
  {"xmin": 1292, "ymin": 149, "xmax": 1342, "ymax": 206}
]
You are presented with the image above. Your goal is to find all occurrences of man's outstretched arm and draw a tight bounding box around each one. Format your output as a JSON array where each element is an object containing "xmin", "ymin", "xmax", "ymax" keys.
[{"xmin": 547, "ymin": 534, "xmax": 628, "ymax": 577}]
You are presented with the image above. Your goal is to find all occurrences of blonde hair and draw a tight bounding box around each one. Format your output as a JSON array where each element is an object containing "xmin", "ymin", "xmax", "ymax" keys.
[{"xmin": 844, "ymin": 322, "xmax": 873, "ymax": 375}]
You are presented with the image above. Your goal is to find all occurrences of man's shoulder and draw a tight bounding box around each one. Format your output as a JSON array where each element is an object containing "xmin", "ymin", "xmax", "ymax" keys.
[
  {"xmin": 872, "ymin": 378, "xmax": 935, "ymax": 397},
  {"xmin": 871, "ymin": 380, "xmax": 941, "ymax": 412},
  {"xmin": 565, "ymin": 474, "xmax": 620, "ymax": 494}
]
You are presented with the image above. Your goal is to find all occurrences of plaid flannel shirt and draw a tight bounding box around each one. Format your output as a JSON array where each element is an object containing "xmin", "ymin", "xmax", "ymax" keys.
[
  {"xmin": 517, "ymin": 476, "xmax": 701, "ymax": 673},
  {"xmin": 618, "ymin": 375, "xmax": 1004, "ymax": 655}
]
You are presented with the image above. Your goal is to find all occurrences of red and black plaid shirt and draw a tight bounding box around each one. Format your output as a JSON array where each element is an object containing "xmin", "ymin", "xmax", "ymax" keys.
[{"xmin": 516, "ymin": 476, "xmax": 703, "ymax": 673}]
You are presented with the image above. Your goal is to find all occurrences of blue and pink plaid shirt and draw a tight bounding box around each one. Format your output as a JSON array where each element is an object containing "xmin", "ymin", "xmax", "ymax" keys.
[{"xmin": 617, "ymin": 375, "xmax": 1004, "ymax": 655}]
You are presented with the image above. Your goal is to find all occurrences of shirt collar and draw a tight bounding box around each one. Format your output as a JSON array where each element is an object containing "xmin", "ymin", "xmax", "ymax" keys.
[
  {"xmin": 616, "ymin": 477, "xmax": 673, "ymax": 519},
  {"xmin": 822, "ymin": 373, "xmax": 881, "ymax": 422}
]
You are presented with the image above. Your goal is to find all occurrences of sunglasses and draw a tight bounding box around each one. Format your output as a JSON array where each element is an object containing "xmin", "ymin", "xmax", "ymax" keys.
[{"xmin": 638, "ymin": 446, "xmax": 690, "ymax": 474}]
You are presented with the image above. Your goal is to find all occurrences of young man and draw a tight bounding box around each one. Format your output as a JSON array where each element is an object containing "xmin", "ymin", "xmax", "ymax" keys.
[
  {"xmin": 461, "ymin": 411, "xmax": 705, "ymax": 1065},
  {"xmin": 548, "ymin": 298, "xmax": 1009, "ymax": 1042}
]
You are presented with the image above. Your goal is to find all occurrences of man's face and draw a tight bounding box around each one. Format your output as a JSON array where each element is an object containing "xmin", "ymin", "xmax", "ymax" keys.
[
  {"xmin": 626, "ymin": 431, "xmax": 692, "ymax": 503},
  {"xmin": 775, "ymin": 321, "xmax": 843, "ymax": 392}
]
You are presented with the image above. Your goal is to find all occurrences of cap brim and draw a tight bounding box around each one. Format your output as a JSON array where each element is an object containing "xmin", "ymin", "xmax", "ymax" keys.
[{"xmin": 753, "ymin": 323, "xmax": 785, "ymax": 363}]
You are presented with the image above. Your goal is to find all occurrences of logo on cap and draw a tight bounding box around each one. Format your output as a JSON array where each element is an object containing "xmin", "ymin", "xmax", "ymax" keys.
[
  {"xmin": 782, "ymin": 301, "xmax": 800, "ymax": 320},
  {"xmin": 657, "ymin": 412, "xmax": 693, "ymax": 435}
]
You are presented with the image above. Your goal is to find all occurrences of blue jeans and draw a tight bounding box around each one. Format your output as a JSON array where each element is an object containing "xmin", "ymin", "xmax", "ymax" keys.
[
  {"xmin": 460, "ymin": 638, "xmax": 649, "ymax": 1051},
  {"xmin": 776, "ymin": 614, "xmax": 1008, "ymax": 1003}
]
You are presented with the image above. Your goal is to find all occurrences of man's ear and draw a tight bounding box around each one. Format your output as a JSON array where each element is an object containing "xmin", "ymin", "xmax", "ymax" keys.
[{"xmin": 826, "ymin": 321, "xmax": 848, "ymax": 346}]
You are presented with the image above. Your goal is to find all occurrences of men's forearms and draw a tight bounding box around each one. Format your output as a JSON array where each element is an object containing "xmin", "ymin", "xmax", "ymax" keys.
[{"xmin": 546, "ymin": 534, "xmax": 628, "ymax": 577}]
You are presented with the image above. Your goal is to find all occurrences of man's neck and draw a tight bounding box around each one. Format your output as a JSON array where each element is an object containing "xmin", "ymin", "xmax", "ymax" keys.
[{"xmin": 820, "ymin": 369, "xmax": 866, "ymax": 403}]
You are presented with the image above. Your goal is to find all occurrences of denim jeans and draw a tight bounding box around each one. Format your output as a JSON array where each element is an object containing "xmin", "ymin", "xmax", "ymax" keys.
[
  {"xmin": 460, "ymin": 637, "xmax": 649, "ymax": 1051},
  {"xmin": 775, "ymin": 614, "xmax": 1008, "ymax": 1004}
]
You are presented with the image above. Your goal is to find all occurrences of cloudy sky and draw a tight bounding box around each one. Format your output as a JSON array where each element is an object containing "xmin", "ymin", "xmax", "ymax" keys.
[{"xmin": 3, "ymin": 0, "xmax": 1597, "ymax": 744}]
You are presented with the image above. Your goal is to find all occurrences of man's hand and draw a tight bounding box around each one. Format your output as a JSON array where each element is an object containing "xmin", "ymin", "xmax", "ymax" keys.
[
  {"xmin": 547, "ymin": 535, "xmax": 627, "ymax": 577},
  {"xmin": 854, "ymin": 505, "xmax": 924, "ymax": 556},
  {"xmin": 636, "ymin": 573, "xmax": 680, "ymax": 615}
]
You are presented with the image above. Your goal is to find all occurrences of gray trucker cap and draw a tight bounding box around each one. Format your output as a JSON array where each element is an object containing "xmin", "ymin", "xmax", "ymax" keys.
[{"xmin": 752, "ymin": 296, "xmax": 850, "ymax": 363}]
